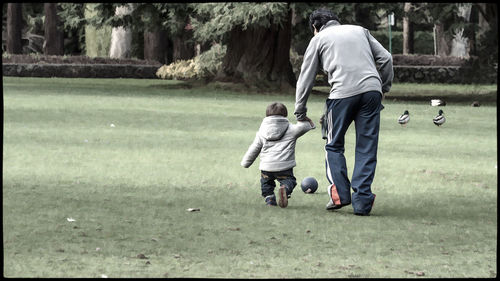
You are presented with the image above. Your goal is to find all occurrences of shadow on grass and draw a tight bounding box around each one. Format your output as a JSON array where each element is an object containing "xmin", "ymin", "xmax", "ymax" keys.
[{"xmin": 385, "ymin": 93, "xmax": 497, "ymax": 105}]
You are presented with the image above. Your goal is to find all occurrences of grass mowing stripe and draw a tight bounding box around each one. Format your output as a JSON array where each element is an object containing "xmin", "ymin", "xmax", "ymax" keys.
[{"xmin": 3, "ymin": 77, "xmax": 497, "ymax": 278}]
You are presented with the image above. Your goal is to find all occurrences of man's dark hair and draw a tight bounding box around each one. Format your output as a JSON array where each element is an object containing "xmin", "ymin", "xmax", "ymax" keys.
[
  {"xmin": 266, "ymin": 102, "xmax": 288, "ymax": 117},
  {"xmin": 309, "ymin": 8, "xmax": 340, "ymax": 33}
]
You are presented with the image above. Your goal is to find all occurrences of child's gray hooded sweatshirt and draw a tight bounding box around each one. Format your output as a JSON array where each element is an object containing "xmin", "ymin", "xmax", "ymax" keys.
[{"xmin": 241, "ymin": 116, "xmax": 314, "ymax": 172}]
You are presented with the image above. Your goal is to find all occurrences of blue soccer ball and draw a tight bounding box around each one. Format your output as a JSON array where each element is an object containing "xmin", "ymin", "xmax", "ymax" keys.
[{"xmin": 301, "ymin": 177, "xmax": 318, "ymax": 193}]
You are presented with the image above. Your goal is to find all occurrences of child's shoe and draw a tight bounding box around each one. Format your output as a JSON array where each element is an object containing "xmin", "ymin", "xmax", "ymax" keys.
[
  {"xmin": 265, "ymin": 194, "xmax": 277, "ymax": 206},
  {"xmin": 278, "ymin": 185, "xmax": 288, "ymax": 208}
]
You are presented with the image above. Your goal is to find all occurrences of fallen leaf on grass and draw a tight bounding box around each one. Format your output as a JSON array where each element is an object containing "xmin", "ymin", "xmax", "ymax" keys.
[
  {"xmin": 173, "ymin": 254, "xmax": 181, "ymax": 259},
  {"xmin": 186, "ymin": 208, "xmax": 200, "ymax": 212},
  {"xmin": 145, "ymin": 261, "xmax": 151, "ymax": 265},
  {"xmin": 151, "ymin": 238, "xmax": 159, "ymax": 242},
  {"xmin": 228, "ymin": 227, "xmax": 240, "ymax": 231},
  {"xmin": 416, "ymin": 271, "xmax": 425, "ymax": 276},
  {"xmin": 137, "ymin": 254, "xmax": 148, "ymax": 259}
]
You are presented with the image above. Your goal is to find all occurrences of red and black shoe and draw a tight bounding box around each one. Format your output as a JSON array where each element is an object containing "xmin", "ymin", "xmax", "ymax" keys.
[
  {"xmin": 326, "ymin": 183, "xmax": 347, "ymax": 210},
  {"xmin": 278, "ymin": 185, "xmax": 288, "ymax": 208},
  {"xmin": 265, "ymin": 194, "xmax": 277, "ymax": 206}
]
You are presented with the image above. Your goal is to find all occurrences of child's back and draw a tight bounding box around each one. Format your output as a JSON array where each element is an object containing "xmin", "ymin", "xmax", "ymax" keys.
[
  {"xmin": 241, "ymin": 115, "xmax": 313, "ymax": 171},
  {"xmin": 241, "ymin": 102, "xmax": 315, "ymax": 208}
]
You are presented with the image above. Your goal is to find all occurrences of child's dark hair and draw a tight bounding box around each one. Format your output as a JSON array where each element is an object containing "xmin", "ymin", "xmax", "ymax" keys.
[
  {"xmin": 266, "ymin": 102, "xmax": 288, "ymax": 117},
  {"xmin": 309, "ymin": 8, "xmax": 340, "ymax": 33}
]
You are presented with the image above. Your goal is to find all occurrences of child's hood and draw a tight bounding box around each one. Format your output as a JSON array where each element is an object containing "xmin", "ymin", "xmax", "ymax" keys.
[{"xmin": 258, "ymin": 115, "xmax": 290, "ymax": 141}]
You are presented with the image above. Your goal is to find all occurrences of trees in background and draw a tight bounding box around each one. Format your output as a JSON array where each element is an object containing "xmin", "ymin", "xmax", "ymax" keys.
[
  {"xmin": 43, "ymin": 3, "xmax": 64, "ymax": 55},
  {"xmin": 402, "ymin": 3, "xmax": 414, "ymax": 55},
  {"xmin": 6, "ymin": 3, "xmax": 23, "ymax": 54},
  {"xmin": 109, "ymin": 4, "xmax": 132, "ymax": 59},
  {"xmin": 87, "ymin": 3, "xmax": 196, "ymax": 64},
  {"xmin": 2, "ymin": 2, "xmax": 497, "ymax": 84},
  {"xmin": 192, "ymin": 3, "xmax": 295, "ymax": 90}
]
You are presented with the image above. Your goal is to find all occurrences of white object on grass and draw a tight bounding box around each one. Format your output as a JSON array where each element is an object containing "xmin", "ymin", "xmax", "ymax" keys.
[
  {"xmin": 67, "ymin": 217, "xmax": 76, "ymax": 222},
  {"xmin": 110, "ymin": 124, "xmax": 116, "ymax": 128},
  {"xmin": 431, "ymin": 99, "xmax": 446, "ymax": 106},
  {"xmin": 186, "ymin": 208, "xmax": 200, "ymax": 212}
]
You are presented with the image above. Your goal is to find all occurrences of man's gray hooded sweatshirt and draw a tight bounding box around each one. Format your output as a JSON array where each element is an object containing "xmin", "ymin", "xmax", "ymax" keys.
[
  {"xmin": 241, "ymin": 116, "xmax": 314, "ymax": 172},
  {"xmin": 294, "ymin": 20, "xmax": 394, "ymax": 120}
]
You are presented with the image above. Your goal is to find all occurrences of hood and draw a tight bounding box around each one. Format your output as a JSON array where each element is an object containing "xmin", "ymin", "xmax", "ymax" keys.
[{"xmin": 258, "ymin": 116, "xmax": 290, "ymax": 141}]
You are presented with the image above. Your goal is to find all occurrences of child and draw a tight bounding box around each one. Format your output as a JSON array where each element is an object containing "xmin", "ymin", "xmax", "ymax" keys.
[{"xmin": 241, "ymin": 102, "xmax": 315, "ymax": 208}]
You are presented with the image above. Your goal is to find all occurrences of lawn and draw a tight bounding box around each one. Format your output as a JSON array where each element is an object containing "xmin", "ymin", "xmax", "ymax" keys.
[{"xmin": 2, "ymin": 77, "xmax": 497, "ymax": 278}]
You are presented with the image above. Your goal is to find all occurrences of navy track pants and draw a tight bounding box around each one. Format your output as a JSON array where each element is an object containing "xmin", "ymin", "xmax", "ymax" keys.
[{"xmin": 324, "ymin": 91, "xmax": 383, "ymax": 214}]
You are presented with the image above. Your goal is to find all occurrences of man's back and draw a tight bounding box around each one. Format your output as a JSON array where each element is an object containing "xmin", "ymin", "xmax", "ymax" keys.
[
  {"xmin": 313, "ymin": 22, "xmax": 390, "ymax": 99},
  {"xmin": 294, "ymin": 20, "xmax": 393, "ymax": 121}
]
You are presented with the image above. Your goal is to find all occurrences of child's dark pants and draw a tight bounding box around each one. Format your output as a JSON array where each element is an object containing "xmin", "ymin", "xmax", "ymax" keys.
[{"xmin": 260, "ymin": 168, "xmax": 296, "ymax": 197}]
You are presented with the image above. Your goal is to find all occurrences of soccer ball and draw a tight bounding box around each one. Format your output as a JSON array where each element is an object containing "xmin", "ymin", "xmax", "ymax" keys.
[{"xmin": 301, "ymin": 177, "xmax": 318, "ymax": 193}]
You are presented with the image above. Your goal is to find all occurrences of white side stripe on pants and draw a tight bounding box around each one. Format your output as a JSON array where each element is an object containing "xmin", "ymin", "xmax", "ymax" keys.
[{"xmin": 325, "ymin": 109, "xmax": 334, "ymax": 184}]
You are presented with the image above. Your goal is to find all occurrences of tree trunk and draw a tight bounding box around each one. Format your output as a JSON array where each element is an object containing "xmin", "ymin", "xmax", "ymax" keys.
[
  {"xmin": 7, "ymin": 3, "xmax": 23, "ymax": 54},
  {"xmin": 44, "ymin": 3, "xmax": 64, "ymax": 55},
  {"xmin": 144, "ymin": 29, "xmax": 168, "ymax": 63},
  {"xmin": 476, "ymin": 3, "xmax": 497, "ymax": 41},
  {"xmin": 402, "ymin": 2, "xmax": 414, "ymax": 55},
  {"xmin": 172, "ymin": 17, "xmax": 195, "ymax": 62},
  {"xmin": 215, "ymin": 8, "xmax": 296, "ymax": 91},
  {"xmin": 109, "ymin": 5, "xmax": 132, "ymax": 58},
  {"xmin": 434, "ymin": 23, "xmax": 450, "ymax": 56}
]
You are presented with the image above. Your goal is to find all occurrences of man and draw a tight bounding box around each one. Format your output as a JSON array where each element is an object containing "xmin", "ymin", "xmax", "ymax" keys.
[{"xmin": 294, "ymin": 8, "xmax": 393, "ymax": 216}]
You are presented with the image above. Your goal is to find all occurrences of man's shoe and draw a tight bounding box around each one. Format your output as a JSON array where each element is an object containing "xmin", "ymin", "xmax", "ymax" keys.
[
  {"xmin": 325, "ymin": 199, "xmax": 347, "ymax": 211},
  {"xmin": 278, "ymin": 185, "xmax": 288, "ymax": 208},
  {"xmin": 353, "ymin": 194, "xmax": 376, "ymax": 216},
  {"xmin": 265, "ymin": 194, "xmax": 277, "ymax": 206}
]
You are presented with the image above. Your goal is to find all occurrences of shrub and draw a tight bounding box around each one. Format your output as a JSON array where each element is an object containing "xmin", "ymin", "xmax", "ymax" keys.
[
  {"xmin": 289, "ymin": 49, "xmax": 303, "ymax": 79},
  {"xmin": 156, "ymin": 59, "xmax": 198, "ymax": 80},
  {"xmin": 156, "ymin": 43, "xmax": 226, "ymax": 80}
]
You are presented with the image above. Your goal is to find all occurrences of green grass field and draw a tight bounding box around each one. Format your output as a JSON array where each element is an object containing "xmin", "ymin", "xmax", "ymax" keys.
[{"xmin": 3, "ymin": 77, "xmax": 497, "ymax": 278}]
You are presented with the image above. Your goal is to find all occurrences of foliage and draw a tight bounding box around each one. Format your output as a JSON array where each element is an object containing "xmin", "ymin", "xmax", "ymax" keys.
[
  {"xmin": 58, "ymin": 3, "xmax": 86, "ymax": 55},
  {"xmin": 195, "ymin": 43, "xmax": 227, "ymax": 78},
  {"xmin": 289, "ymin": 48, "xmax": 303, "ymax": 78},
  {"xmin": 156, "ymin": 59, "xmax": 198, "ymax": 80},
  {"xmin": 290, "ymin": 3, "xmax": 402, "ymax": 55},
  {"xmin": 84, "ymin": 3, "xmax": 111, "ymax": 57},
  {"xmin": 191, "ymin": 2, "xmax": 290, "ymax": 43},
  {"xmin": 156, "ymin": 43, "xmax": 227, "ymax": 80},
  {"xmin": 371, "ymin": 30, "xmax": 434, "ymax": 55},
  {"xmin": 87, "ymin": 3, "xmax": 191, "ymax": 34}
]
